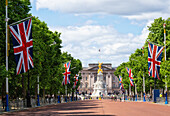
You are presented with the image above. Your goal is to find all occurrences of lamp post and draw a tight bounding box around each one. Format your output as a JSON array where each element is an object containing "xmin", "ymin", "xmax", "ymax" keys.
[
  {"xmin": 163, "ymin": 23, "xmax": 168, "ymax": 104},
  {"xmin": 5, "ymin": 0, "xmax": 10, "ymax": 112}
]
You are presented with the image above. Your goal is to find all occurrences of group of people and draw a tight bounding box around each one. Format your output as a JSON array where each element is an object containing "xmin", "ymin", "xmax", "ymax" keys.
[{"xmin": 111, "ymin": 94, "xmax": 122, "ymax": 102}]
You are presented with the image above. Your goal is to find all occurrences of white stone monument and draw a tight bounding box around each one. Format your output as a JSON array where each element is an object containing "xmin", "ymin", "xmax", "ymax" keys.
[{"xmin": 91, "ymin": 63, "xmax": 107, "ymax": 97}]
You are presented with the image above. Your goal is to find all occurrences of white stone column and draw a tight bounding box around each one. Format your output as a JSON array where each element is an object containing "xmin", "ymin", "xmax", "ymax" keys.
[
  {"xmin": 106, "ymin": 74, "xmax": 108, "ymax": 87},
  {"xmin": 89, "ymin": 74, "xmax": 91, "ymax": 93}
]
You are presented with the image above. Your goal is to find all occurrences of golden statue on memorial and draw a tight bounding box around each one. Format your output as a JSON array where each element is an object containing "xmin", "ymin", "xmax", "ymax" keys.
[{"xmin": 98, "ymin": 62, "xmax": 103, "ymax": 74}]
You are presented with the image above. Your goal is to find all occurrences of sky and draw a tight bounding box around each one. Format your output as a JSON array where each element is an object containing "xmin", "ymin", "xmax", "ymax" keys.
[{"xmin": 30, "ymin": 0, "xmax": 170, "ymax": 67}]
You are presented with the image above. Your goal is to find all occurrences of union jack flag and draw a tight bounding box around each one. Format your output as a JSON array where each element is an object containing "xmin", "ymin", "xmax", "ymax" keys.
[
  {"xmin": 73, "ymin": 74, "xmax": 79, "ymax": 88},
  {"xmin": 9, "ymin": 19, "xmax": 33, "ymax": 75},
  {"xmin": 126, "ymin": 68, "xmax": 134, "ymax": 86},
  {"xmin": 62, "ymin": 61, "xmax": 71, "ymax": 85},
  {"xmin": 119, "ymin": 75, "xmax": 124, "ymax": 91},
  {"xmin": 148, "ymin": 42, "xmax": 164, "ymax": 79}
]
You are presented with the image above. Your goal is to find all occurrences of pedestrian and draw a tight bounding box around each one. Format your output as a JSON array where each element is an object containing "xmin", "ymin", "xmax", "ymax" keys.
[
  {"xmin": 111, "ymin": 95, "xmax": 113, "ymax": 101},
  {"xmin": 114, "ymin": 95, "xmax": 117, "ymax": 102},
  {"xmin": 159, "ymin": 93, "xmax": 162, "ymax": 98},
  {"xmin": 149, "ymin": 95, "xmax": 152, "ymax": 101},
  {"xmin": 120, "ymin": 97, "xmax": 121, "ymax": 102}
]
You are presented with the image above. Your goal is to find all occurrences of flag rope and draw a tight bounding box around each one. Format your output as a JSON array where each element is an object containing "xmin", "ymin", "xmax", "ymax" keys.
[
  {"xmin": 9, "ymin": 16, "xmax": 33, "ymax": 26},
  {"xmin": 147, "ymin": 41, "xmax": 164, "ymax": 47}
]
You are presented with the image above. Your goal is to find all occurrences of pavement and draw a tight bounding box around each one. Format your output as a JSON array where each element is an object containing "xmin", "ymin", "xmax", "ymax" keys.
[{"xmin": 1, "ymin": 99, "xmax": 170, "ymax": 116}]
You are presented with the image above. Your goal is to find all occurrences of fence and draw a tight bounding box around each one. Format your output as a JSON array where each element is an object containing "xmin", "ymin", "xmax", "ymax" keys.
[
  {"xmin": 0, "ymin": 96, "xmax": 78, "ymax": 113},
  {"xmin": 0, "ymin": 96, "xmax": 169, "ymax": 113},
  {"xmin": 156, "ymin": 97, "xmax": 170, "ymax": 103}
]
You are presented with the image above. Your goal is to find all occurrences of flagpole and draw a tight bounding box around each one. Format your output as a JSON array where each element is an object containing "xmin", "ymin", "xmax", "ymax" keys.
[
  {"xmin": 27, "ymin": 70, "xmax": 31, "ymax": 107},
  {"xmin": 5, "ymin": 0, "xmax": 10, "ymax": 112},
  {"xmin": 163, "ymin": 23, "xmax": 168, "ymax": 104},
  {"xmin": 65, "ymin": 85, "xmax": 67, "ymax": 102},
  {"xmin": 143, "ymin": 73, "xmax": 146, "ymax": 102},
  {"xmin": 142, "ymin": 47, "xmax": 146, "ymax": 102},
  {"xmin": 135, "ymin": 84, "xmax": 137, "ymax": 101},
  {"xmin": 71, "ymin": 88, "xmax": 73, "ymax": 102},
  {"xmin": 154, "ymin": 78, "xmax": 156, "ymax": 89},
  {"xmin": 37, "ymin": 75, "xmax": 40, "ymax": 106},
  {"xmin": 129, "ymin": 84, "xmax": 131, "ymax": 101},
  {"xmin": 125, "ymin": 90, "xmax": 127, "ymax": 100},
  {"xmin": 58, "ymin": 90, "xmax": 60, "ymax": 103},
  {"xmin": 9, "ymin": 16, "xmax": 33, "ymax": 26}
]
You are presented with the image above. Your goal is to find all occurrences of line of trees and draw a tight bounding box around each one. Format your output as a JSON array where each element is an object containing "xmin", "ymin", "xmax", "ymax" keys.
[
  {"xmin": 114, "ymin": 17, "xmax": 170, "ymax": 95},
  {"xmin": 0, "ymin": 0, "xmax": 82, "ymax": 100}
]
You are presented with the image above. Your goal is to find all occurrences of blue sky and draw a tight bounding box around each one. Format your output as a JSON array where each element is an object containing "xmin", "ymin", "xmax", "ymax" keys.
[
  {"xmin": 30, "ymin": 0, "xmax": 170, "ymax": 67},
  {"xmin": 31, "ymin": 1, "xmax": 144, "ymax": 35}
]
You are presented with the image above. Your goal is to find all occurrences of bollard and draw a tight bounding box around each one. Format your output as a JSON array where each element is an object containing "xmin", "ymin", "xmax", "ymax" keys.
[
  {"xmin": 135, "ymin": 95, "xmax": 137, "ymax": 101},
  {"xmin": 58, "ymin": 95, "xmax": 60, "ymax": 103},
  {"xmin": 65, "ymin": 96, "xmax": 67, "ymax": 103}
]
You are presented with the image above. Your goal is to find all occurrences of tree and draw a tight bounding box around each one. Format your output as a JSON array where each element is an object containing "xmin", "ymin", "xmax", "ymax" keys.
[
  {"xmin": 0, "ymin": 0, "xmax": 32, "ymax": 99},
  {"xmin": 115, "ymin": 17, "xmax": 169, "ymax": 96}
]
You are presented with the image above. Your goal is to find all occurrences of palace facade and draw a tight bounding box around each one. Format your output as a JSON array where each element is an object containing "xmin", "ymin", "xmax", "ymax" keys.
[{"xmin": 79, "ymin": 63, "xmax": 119, "ymax": 95}]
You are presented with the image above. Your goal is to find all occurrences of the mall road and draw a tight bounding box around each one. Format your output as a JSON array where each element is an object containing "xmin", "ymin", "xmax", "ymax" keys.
[{"xmin": 1, "ymin": 99, "xmax": 170, "ymax": 116}]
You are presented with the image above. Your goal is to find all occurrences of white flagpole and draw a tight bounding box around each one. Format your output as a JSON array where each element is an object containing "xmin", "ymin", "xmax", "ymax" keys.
[
  {"xmin": 143, "ymin": 73, "xmax": 146, "ymax": 102},
  {"xmin": 142, "ymin": 47, "xmax": 146, "ymax": 102},
  {"xmin": 37, "ymin": 75, "xmax": 40, "ymax": 106},
  {"xmin": 163, "ymin": 23, "xmax": 168, "ymax": 104},
  {"xmin": 135, "ymin": 84, "xmax": 137, "ymax": 101},
  {"xmin": 5, "ymin": 0, "xmax": 10, "ymax": 112},
  {"xmin": 129, "ymin": 84, "xmax": 131, "ymax": 100},
  {"xmin": 65, "ymin": 85, "xmax": 67, "ymax": 102}
]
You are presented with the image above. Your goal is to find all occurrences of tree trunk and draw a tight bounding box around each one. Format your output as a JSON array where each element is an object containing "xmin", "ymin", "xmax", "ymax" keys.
[
  {"xmin": 150, "ymin": 85, "xmax": 152, "ymax": 96},
  {"xmin": 22, "ymin": 75, "xmax": 26, "ymax": 99},
  {"xmin": 35, "ymin": 83, "xmax": 37, "ymax": 104},
  {"xmin": 43, "ymin": 87, "xmax": 45, "ymax": 103},
  {"xmin": 141, "ymin": 87, "xmax": 143, "ymax": 100}
]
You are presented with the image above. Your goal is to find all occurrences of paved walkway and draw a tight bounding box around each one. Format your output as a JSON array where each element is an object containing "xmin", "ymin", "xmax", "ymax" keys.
[{"xmin": 1, "ymin": 100, "xmax": 170, "ymax": 116}]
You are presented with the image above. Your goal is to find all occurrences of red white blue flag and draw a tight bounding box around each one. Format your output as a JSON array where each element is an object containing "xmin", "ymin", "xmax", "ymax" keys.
[
  {"xmin": 119, "ymin": 75, "xmax": 124, "ymax": 90},
  {"xmin": 9, "ymin": 19, "xmax": 33, "ymax": 75},
  {"xmin": 126, "ymin": 68, "xmax": 134, "ymax": 86},
  {"xmin": 148, "ymin": 42, "xmax": 164, "ymax": 79},
  {"xmin": 62, "ymin": 61, "xmax": 71, "ymax": 85},
  {"xmin": 73, "ymin": 74, "xmax": 79, "ymax": 88}
]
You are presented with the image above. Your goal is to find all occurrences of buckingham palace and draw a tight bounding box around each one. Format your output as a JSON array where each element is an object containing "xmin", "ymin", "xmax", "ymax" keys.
[{"xmin": 79, "ymin": 63, "xmax": 119, "ymax": 95}]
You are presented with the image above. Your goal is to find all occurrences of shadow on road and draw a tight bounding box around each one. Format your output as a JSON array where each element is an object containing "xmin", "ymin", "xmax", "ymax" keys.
[{"xmin": 2, "ymin": 100, "xmax": 115, "ymax": 116}]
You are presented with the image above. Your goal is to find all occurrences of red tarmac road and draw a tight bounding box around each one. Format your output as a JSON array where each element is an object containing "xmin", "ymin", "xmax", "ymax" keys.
[{"xmin": 2, "ymin": 99, "xmax": 170, "ymax": 116}]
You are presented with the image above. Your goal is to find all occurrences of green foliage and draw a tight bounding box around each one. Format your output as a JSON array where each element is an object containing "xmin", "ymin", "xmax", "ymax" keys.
[
  {"xmin": 115, "ymin": 17, "xmax": 170, "ymax": 94},
  {"xmin": 0, "ymin": 0, "xmax": 83, "ymax": 99}
]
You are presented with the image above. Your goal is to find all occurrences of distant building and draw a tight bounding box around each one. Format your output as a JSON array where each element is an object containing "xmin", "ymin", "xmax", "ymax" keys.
[{"xmin": 79, "ymin": 63, "xmax": 119, "ymax": 95}]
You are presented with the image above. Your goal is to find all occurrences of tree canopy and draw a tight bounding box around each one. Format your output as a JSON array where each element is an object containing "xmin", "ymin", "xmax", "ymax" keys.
[
  {"xmin": 0, "ymin": 0, "xmax": 82, "ymax": 99},
  {"xmin": 114, "ymin": 17, "xmax": 170, "ymax": 95}
]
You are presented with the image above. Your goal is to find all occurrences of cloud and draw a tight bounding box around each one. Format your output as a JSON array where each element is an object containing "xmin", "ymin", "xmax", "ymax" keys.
[
  {"xmin": 123, "ymin": 12, "xmax": 170, "ymax": 20},
  {"xmin": 30, "ymin": 0, "xmax": 34, "ymax": 3},
  {"xmin": 49, "ymin": 22, "xmax": 150, "ymax": 67},
  {"xmin": 36, "ymin": 0, "xmax": 170, "ymax": 17}
]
